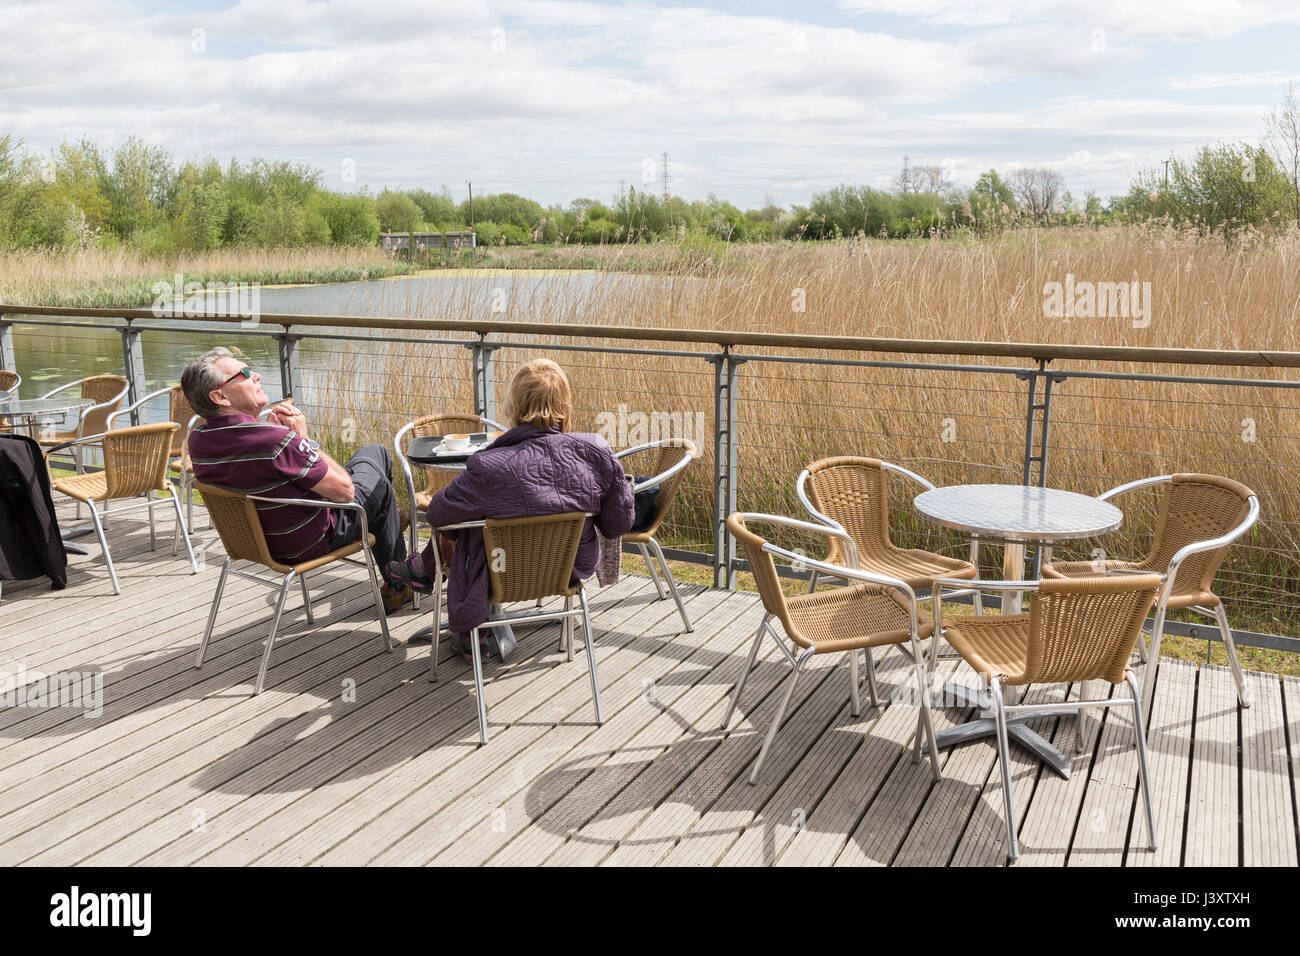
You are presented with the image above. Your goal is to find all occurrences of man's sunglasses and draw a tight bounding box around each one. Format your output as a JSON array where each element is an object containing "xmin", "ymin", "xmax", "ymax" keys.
[{"xmin": 220, "ymin": 366, "xmax": 253, "ymax": 387}]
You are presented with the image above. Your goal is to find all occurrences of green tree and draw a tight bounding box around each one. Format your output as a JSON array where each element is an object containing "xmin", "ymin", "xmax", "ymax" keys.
[{"xmin": 376, "ymin": 189, "xmax": 422, "ymax": 234}]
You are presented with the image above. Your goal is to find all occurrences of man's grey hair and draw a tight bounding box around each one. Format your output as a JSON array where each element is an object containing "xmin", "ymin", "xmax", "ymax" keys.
[{"xmin": 181, "ymin": 347, "xmax": 234, "ymax": 419}]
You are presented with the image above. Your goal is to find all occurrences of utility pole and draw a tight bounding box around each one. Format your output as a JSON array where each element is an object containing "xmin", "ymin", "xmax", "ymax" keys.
[
  {"xmin": 467, "ymin": 181, "xmax": 474, "ymax": 228},
  {"xmin": 1162, "ymin": 159, "xmax": 1170, "ymax": 186},
  {"xmin": 660, "ymin": 151, "xmax": 669, "ymax": 202}
]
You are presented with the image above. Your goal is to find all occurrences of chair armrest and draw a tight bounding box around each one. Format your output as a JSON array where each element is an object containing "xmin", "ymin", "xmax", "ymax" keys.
[
  {"xmin": 1098, "ymin": 474, "xmax": 1172, "ymax": 502},
  {"xmin": 631, "ymin": 452, "xmax": 693, "ymax": 493},
  {"xmin": 933, "ymin": 575, "xmax": 1041, "ymax": 592},
  {"xmin": 794, "ymin": 469, "xmax": 848, "ymax": 536},
  {"xmin": 77, "ymin": 384, "xmax": 130, "ymax": 432},
  {"xmin": 245, "ymin": 495, "xmax": 373, "ymax": 555},
  {"xmin": 481, "ymin": 416, "xmax": 504, "ymax": 432},
  {"xmin": 38, "ymin": 380, "xmax": 79, "ymax": 400},
  {"xmin": 736, "ymin": 512, "xmax": 862, "ymax": 571},
  {"xmin": 42, "ymin": 431, "xmax": 109, "ymax": 457},
  {"xmin": 392, "ymin": 420, "xmax": 421, "ymax": 521},
  {"xmin": 881, "ymin": 461, "xmax": 937, "ymax": 492},
  {"xmin": 107, "ymin": 386, "xmax": 172, "ymax": 429}
]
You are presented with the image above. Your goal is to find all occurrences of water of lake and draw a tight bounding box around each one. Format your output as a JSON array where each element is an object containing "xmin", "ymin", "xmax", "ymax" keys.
[{"xmin": 6, "ymin": 269, "xmax": 691, "ymax": 428}]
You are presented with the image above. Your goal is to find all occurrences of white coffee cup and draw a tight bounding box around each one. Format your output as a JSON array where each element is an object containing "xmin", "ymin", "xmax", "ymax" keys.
[{"xmin": 443, "ymin": 433, "xmax": 471, "ymax": 451}]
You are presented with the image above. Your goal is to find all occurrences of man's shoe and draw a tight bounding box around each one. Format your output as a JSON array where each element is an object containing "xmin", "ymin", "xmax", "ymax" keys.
[{"xmin": 381, "ymin": 584, "xmax": 413, "ymax": 614}]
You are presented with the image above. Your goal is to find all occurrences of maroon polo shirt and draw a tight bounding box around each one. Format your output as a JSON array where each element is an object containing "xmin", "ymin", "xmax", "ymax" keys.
[{"xmin": 188, "ymin": 413, "xmax": 334, "ymax": 565}]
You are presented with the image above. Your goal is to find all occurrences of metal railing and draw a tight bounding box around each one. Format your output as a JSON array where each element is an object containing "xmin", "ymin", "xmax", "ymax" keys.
[{"xmin": 3, "ymin": 303, "xmax": 1298, "ymax": 655}]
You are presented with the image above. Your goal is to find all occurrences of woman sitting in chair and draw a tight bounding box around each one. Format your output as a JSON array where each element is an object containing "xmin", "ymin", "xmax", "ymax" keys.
[{"xmin": 387, "ymin": 358, "xmax": 634, "ymax": 661}]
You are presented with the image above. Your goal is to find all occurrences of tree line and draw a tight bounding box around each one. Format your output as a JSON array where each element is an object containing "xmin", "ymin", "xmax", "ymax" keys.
[{"xmin": 1, "ymin": 86, "xmax": 1296, "ymax": 254}]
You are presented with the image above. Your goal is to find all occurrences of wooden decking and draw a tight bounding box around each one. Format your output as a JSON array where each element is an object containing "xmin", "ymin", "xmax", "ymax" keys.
[{"xmin": 0, "ymin": 502, "xmax": 1296, "ymax": 866}]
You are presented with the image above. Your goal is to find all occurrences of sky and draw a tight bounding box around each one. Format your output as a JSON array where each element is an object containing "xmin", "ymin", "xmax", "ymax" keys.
[{"xmin": 2, "ymin": 0, "xmax": 1298, "ymax": 209}]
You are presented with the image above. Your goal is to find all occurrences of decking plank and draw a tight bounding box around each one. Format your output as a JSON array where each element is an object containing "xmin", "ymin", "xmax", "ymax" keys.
[
  {"xmin": 1239, "ymin": 670, "xmax": 1294, "ymax": 867},
  {"xmin": 1125, "ymin": 657, "xmax": 1196, "ymax": 867},
  {"xmin": 1184, "ymin": 664, "xmax": 1239, "ymax": 867}
]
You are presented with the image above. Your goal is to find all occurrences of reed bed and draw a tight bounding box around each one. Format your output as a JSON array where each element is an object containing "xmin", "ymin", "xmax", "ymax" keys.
[
  {"xmin": 286, "ymin": 226, "xmax": 1300, "ymax": 636},
  {"xmin": 0, "ymin": 245, "xmax": 417, "ymax": 308}
]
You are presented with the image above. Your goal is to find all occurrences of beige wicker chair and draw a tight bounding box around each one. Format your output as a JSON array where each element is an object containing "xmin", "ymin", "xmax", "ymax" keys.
[
  {"xmin": 933, "ymin": 572, "xmax": 1163, "ymax": 862},
  {"xmin": 37, "ymin": 375, "xmax": 129, "ymax": 473},
  {"xmin": 798, "ymin": 456, "xmax": 981, "ymax": 700},
  {"xmin": 725, "ymin": 512, "xmax": 942, "ymax": 785},
  {"xmin": 194, "ymin": 480, "xmax": 393, "ymax": 696},
  {"xmin": 46, "ymin": 422, "xmax": 198, "ymax": 595},
  {"xmin": 427, "ymin": 511, "xmax": 599, "ymax": 745},
  {"xmin": 393, "ymin": 412, "xmax": 503, "ymax": 611},
  {"xmin": 107, "ymin": 383, "xmax": 201, "ymax": 538},
  {"xmin": 615, "ymin": 439, "xmax": 700, "ymax": 631},
  {"xmin": 1042, "ymin": 474, "xmax": 1259, "ymax": 708}
]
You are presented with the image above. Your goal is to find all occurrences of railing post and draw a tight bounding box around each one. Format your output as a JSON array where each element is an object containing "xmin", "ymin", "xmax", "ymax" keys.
[
  {"xmin": 0, "ymin": 313, "xmax": 14, "ymax": 375},
  {"xmin": 120, "ymin": 323, "xmax": 148, "ymax": 425},
  {"xmin": 1017, "ymin": 359, "xmax": 1067, "ymax": 576},
  {"xmin": 276, "ymin": 330, "xmax": 302, "ymax": 401},
  {"xmin": 712, "ymin": 348, "xmax": 743, "ymax": 590},
  {"xmin": 468, "ymin": 336, "xmax": 498, "ymax": 422}
]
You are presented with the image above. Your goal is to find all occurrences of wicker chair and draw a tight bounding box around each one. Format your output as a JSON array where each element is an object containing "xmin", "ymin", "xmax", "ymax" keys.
[
  {"xmin": 933, "ymin": 572, "xmax": 1163, "ymax": 862},
  {"xmin": 194, "ymin": 480, "xmax": 393, "ymax": 696},
  {"xmin": 614, "ymin": 439, "xmax": 700, "ymax": 631},
  {"xmin": 45, "ymin": 422, "xmax": 199, "ymax": 595},
  {"xmin": 37, "ymin": 375, "xmax": 129, "ymax": 473},
  {"xmin": 1042, "ymin": 474, "xmax": 1259, "ymax": 708},
  {"xmin": 106, "ymin": 383, "xmax": 200, "ymax": 534},
  {"xmin": 798, "ymin": 456, "xmax": 981, "ymax": 694},
  {"xmin": 427, "ymin": 511, "xmax": 599, "ymax": 745},
  {"xmin": 393, "ymin": 412, "xmax": 503, "ymax": 610},
  {"xmin": 724, "ymin": 512, "xmax": 943, "ymax": 785}
]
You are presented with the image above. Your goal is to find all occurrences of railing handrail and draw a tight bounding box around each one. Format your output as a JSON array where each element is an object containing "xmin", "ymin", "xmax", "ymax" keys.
[{"xmin": 4, "ymin": 304, "xmax": 1300, "ymax": 370}]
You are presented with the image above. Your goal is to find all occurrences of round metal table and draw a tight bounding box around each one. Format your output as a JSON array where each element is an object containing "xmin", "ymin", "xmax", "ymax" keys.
[
  {"xmin": 0, "ymin": 397, "xmax": 93, "ymax": 438},
  {"xmin": 912, "ymin": 483, "xmax": 1124, "ymax": 780}
]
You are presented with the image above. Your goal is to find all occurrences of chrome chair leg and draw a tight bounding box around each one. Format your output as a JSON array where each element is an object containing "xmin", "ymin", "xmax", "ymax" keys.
[
  {"xmin": 864, "ymin": 647, "xmax": 879, "ymax": 707},
  {"xmin": 909, "ymin": 640, "xmax": 942, "ymax": 779},
  {"xmin": 723, "ymin": 613, "xmax": 768, "ymax": 730},
  {"xmin": 562, "ymin": 594, "xmax": 574, "ymax": 660},
  {"xmin": 429, "ymin": 565, "xmax": 444, "ymax": 683},
  {"xmin": 299, "ymin": 573, "xmax": 315, "ymax": 624},
  {"xmin": 254, "ymin": 571, "xmax": 295, "ymax": 695},
  {"xmin": 87, "ymin": 499, "xmax": 120, "ymax": 595},
  {"xmin": 470, "ymin": 624, "xmax": 489, "ymax": 745},
  {"xmin": 196, "ymin": 558, "xmax": 231, "ymax": 667},
  {"xmin": 362, "ymin": 545, "xmax": 394, "ymax": 652},
  {"xmin": 1211, "ymin": 603, "xmax": 1251, "ymax": 707},
  {"xmin": 147, "ymin": 491, "xmax": 157, "ymax": 550},
  {"xmin": 990, "ymin": 677, "xmax": 1019, "ymax": 862},
  {"xmin": 848, "ymin": 647, "xmax": 861, "ymax": 717},
  {"xmin": 650, "ymin": 538, "xmax": 692, "ymax": 632},
  {"xmin": 578, "ymin": 586, "xmax": 603, "ymax": 726},
  {"xmin": 1126, "ymin": 671, "xmax": 1158, "ymax": 850},
  {"xmin": 806, "ymin": 570, "xmax": 820, "ymax": 594},
  {"xmin": 750, "ymin": 647, "xmax": 813, "ymax": 784},
  {"xmin": 1075, "ymin": 709, "xmax": 1087, "ymax": 754},
  {"xmin": 169, "ymin": 486, "xmax": 198, "ymax": 574},
  {"xmin": 638, "ymin": 542, "xmax": 667, "ymax": 599}
]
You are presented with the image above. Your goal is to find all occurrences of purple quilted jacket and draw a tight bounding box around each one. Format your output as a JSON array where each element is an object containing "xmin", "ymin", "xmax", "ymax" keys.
[{"xmin": 427, "ymin": 424, "xmax": 635, "ymax": 632}]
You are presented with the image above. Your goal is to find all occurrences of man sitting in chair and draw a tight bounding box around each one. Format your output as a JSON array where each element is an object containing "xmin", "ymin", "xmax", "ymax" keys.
[{"xmin": 180, "ymin": 347, "xmax": 412, "ymax": 613}]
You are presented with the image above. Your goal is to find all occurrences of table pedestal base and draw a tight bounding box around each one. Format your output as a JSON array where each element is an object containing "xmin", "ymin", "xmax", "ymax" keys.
[{"xmin": 935, "ymin": 682, "xmax": 1074, "ymax": 779}]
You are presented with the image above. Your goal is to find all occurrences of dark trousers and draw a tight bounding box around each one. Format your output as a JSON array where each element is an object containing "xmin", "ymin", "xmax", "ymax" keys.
[{"xmin": 329, "ymin": 444, "xmax": 407, "ymax": 569}]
